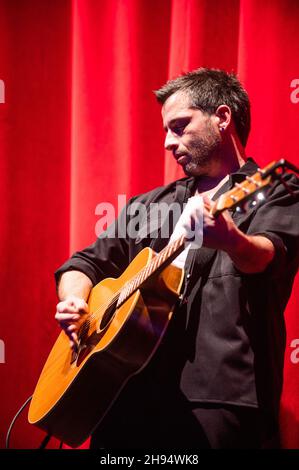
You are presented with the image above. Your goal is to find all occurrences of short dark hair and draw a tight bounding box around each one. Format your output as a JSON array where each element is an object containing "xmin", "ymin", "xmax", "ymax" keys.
[{"xmin": 154, "ymin": 68, "xmax": 251, "ymax": 147}]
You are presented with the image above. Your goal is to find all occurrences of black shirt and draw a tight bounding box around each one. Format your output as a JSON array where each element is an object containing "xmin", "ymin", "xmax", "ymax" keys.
[{"xmin": 55, "ymin": 159, "xmax": 299, "ymax": 422}]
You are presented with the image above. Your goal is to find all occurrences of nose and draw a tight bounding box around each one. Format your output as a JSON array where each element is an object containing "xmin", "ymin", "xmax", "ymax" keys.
[{"xmin": 164, "ymin": 130, "xmax": 179, "ymax": 151}]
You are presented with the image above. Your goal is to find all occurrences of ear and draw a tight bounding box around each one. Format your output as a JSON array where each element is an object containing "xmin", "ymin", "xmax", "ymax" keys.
[{"xmin": 214, "ymin": 105, "xmax": 231, "ymax": 132}]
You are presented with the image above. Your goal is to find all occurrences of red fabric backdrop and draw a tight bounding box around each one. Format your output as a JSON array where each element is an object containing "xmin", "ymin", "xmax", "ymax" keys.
[{"xmin": 0, "ymin": 0, "xmax": 298, "ymax": 448}]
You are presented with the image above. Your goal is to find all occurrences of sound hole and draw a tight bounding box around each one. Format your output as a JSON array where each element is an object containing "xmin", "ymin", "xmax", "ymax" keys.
[{"xmin": 99, "ymin": 299, "xmax": 118, "ymax": 330}]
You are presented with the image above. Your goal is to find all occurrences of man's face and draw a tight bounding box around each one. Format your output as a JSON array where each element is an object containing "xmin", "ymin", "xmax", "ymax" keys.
[{"xmin": 162, "ymin": 91, "xmax": 221, "ymax": 177}]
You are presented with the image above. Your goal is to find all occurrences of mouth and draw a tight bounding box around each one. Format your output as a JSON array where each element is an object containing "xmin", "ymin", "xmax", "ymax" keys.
[{"xmin": 175, "ymin": 154, "xmax": 190, "ymax": 165}]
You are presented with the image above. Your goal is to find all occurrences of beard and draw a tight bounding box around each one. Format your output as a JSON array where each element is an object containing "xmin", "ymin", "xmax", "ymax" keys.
[{"xmin": 182, "ymin": 121, "xmax": 222, "ymax": 176}]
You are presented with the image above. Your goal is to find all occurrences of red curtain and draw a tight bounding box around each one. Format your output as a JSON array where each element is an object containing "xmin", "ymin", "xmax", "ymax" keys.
[{"xmin": 0, "ymin": 0, "xmax": 298, "ymax": 449}]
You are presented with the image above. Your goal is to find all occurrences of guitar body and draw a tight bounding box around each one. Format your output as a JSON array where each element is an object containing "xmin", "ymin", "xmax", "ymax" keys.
[{"xmin": 28, "ymin": 247, "xmax": 184, "ymax": 447}]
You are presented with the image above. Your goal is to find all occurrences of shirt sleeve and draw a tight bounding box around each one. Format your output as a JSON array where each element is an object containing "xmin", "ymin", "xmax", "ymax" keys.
[
  {"xmin": 54, "ymin": 196, "xmax": 138, "ymax": 286},
  {"xmin": 246, "ymin": 172, "xmax": 299, "ymax": 277}
]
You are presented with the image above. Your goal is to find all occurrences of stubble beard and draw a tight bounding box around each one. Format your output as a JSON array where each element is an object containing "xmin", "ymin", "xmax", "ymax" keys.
[{"xmin": 183, "ymin": 122, "xmax": 222, "ymax": 177}]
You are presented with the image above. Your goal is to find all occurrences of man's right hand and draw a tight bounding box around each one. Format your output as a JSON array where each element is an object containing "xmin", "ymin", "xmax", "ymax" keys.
[{"xmin": 55, "ymin": 296, "xmax": 89, "ymax": 350}]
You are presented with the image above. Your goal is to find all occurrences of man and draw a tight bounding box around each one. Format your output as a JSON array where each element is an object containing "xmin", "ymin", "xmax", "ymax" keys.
[{"xmin": 55, "ymin": 68, "xmax": 299, "ymax": 448}]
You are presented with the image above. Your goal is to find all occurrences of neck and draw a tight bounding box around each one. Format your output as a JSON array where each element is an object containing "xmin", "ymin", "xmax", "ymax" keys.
[
  {"xmin": 195, "ymin": 173, "xmax": 228, "ymax": 194},
  {"xmin": 197, "ymin": 132, "xmax": 247, "ymax": 193}
]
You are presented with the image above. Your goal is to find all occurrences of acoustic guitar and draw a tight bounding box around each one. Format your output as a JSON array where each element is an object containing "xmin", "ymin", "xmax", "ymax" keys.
[{"xmin": 28, "ymin": 160, "xmax": 293, "ymax": 447}]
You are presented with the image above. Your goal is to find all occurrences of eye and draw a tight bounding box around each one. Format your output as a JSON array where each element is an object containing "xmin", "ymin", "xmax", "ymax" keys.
[
  {"xmin": 172, "ymin": 120, "xmax": 189, "ymax": 135},
  {"xmin": 173, "ymin": 125, "xmax": 185, "ymax": 134}
]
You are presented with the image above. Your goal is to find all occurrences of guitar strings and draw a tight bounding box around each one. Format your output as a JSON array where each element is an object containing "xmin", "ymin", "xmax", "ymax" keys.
[
  {"xmin": 35, "ymin": 235, "xmax": 186, "ymax": 384},
  {"xmin": 76, "ymin": 234, "xmax": 185, "ymax": 340},
  {"xmin": 33, "ymin": 228, "xmax": 193, "ymax": 397},
  {"xmin": 32, "ymin": 171, "xmax": 277, "ymax": 400},
  {"xmin": 33, "ymin": 173, "xmax": 271, "ymax": 394},
  {"xmin": 75, "ymin": 175, "xmax": 266, "ymax": 342},
  {"xmin": 44, "ymin": 177, "xmax": 256, "ymax": 374},
  {"xmin": 45, "ymin": 176, "xmax": 264, "ymax": 378},
  {"xmin": 60, "ymin": 176, "xmax": 264, "ymax": 348},
  {"xmin": 33, "ymin": 244, "xmax": 176, "ymax": 396}
]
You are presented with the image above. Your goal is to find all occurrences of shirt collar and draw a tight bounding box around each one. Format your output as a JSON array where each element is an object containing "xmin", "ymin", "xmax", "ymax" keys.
[
  {"xmin": 229, "ymin": 157, "xmax": 258, "ymax": 185},
  {"xmin": 174, "ymin": 157, "xmax": 259, "ymax": 202},
  {"xmin": 213, "ymin": 158, "xmax": 259, "ymax": 200}
]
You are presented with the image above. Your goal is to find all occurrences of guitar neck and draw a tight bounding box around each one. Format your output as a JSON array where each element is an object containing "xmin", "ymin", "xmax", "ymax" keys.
[{"xmin": 117, "ymin": 234, "xmax": 186, "ymax": 307}]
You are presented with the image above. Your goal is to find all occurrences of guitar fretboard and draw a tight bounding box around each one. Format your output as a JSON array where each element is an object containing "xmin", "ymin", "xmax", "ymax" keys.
[{"xmin": 116, "ymin": 233, "xmax": 186, "ymax": 307}]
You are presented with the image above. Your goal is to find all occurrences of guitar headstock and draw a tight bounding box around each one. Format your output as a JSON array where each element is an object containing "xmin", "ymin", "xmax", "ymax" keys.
[{"xmin": 211, "ymin": 159, "xmax": 298, "ymax": 217}]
